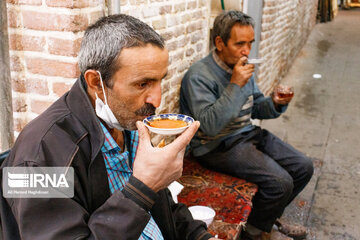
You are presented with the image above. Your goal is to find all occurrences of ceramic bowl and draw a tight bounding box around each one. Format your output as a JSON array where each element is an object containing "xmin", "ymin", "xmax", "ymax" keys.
[
  {"xmin": 188, "ymin": 205, "xmax": 216, "ymax": 227},
  {"xmin": 143, "ymin": 114, "xmax": 194, "ymax": 135}
]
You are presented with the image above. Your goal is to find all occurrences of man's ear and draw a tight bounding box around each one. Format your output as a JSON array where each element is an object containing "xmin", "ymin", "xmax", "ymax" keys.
[
  {"xmin": 84, "ymin": 70, "xmax": 104, "ymax": 102},
  {"xmin": 215, "ymin": 36, "xmax": 225, "ymax": 51}
]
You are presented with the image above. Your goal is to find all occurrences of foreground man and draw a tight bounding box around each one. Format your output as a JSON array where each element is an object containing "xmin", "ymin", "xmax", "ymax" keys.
[
  {"xmin": 0, "ymin": 14, "xmax": 217, "ymax": 240},
  {"xmin": 180, "ymin": 11, "xmax": 313, "ymax": 240}
]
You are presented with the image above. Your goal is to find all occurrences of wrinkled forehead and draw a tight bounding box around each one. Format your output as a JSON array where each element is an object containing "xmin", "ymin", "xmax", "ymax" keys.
[
  {"xmin": 229, "ymin": 24, "xmax": 255, "ymax": 41},
  {"xmin": 117, "ymin": 44, "xmax": 168, "ymax": 66},
  {"xmin": 111, "ymin": 45, "xmax": 169, "ymax": 83}
]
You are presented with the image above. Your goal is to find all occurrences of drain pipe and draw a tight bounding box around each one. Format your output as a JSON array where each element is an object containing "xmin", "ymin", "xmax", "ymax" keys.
[
  {"xmin": 220, "ymin": 0, "xmax": 225, "ymax": 10},
  {"xmin": 107, "ymin": 0, "xmax": 120, "ymax": 15},
  {"xmin": 243, "ymin": 0, "xmax": 248, "ymax": 13},
  {"xmin": 0, "ymin": 0, "xmax": 14, "ymax": 151}
]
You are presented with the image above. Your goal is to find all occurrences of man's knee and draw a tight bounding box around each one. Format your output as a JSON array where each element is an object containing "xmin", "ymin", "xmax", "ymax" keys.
[
  {"xmin": 299, "ymin": 156, "xmax": 314, "ymax": 182},
  {"xmin": 262, "ymin": 174, "xmax": 294, "ymax": 201},
  {"xmin": 277, "ymin": 175, "xmax": 294, "ymax": 198}
]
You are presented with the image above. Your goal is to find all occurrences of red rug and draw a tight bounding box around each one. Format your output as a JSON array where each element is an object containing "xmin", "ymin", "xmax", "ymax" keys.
[{"xmin": 178, "ymin": 158, "xmax": 258, "ymax": 239}]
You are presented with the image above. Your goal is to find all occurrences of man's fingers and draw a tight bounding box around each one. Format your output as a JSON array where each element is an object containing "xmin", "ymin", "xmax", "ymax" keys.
[
  {"xmin": 136, "ymin": 121, "xmax": 152, "ymax": 147},
  {"xmin": 273, "ymin": 96, "xmax": 292, "ymax": 105},
  {"xmin": 168, "ymin": 121, "xmax": 200, "ymax": 152},
  {"xmin": 235, "ymin": 56, "xmax": 248, "ymax": 67}
]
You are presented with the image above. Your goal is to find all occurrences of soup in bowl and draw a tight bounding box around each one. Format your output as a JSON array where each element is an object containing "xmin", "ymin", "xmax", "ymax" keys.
[{"xmin": 143, "ymin": 114, "xmax": 194, "ymax": 135}]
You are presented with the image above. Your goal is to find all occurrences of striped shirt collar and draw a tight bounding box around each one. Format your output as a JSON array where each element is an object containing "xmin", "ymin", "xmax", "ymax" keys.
[
  {"xmin": 212, "ymin": 50, "xmax": 233, "ymax": 74},
  {"xmin": 99, "ymin": 121, "xmax": 132, "ymax": 169},
  {"xmin": 100, "ymin": 125, "xmax": 122, "ymax": 153}
]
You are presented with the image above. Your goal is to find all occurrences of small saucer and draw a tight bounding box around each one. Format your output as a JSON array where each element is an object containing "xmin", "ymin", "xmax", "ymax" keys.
[{"xmin": 247, "ymin": 58, "xmax": 264, "ymax": 64}]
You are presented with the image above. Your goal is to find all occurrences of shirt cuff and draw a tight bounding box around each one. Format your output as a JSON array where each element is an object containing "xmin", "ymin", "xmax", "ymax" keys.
[
  {"xmin": 122, "ymin": 175, "xmax": 159, "ymax": 212},
  {"xmin": 268, "ymin": 97, "xmax": 288, "ymax": 114}
]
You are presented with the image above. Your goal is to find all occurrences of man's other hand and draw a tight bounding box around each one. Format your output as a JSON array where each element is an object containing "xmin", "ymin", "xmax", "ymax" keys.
[
  {"xmin": 271, "ymin": 93, "xmax": 293, "ymax": 105},
  {"xmin": 230, "ymin": 56, "xmax": 255, "ymax": 88},
  {"xmin": 133, "ymin": 121, "xmax": 200, "ymax": 192}
]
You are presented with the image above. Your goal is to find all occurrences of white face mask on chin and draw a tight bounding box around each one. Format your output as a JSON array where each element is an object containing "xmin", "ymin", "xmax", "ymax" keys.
[{"xmin": 94, "ymin": 71, "xmax": 124, "ymax": 131}]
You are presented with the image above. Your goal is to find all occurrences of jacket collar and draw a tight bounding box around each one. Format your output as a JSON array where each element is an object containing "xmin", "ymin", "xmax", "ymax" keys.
[
  {"xmin": 66, "ymin": 76, "xmax": 105, "ymax": 162},
  {"xmin": 212, "ymin": 50, "xmax": 233, "ymax": 74}
]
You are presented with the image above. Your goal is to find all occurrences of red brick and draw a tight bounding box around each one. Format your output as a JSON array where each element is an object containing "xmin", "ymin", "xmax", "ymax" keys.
[
  {"xmin": 199, "ymin": 0, "xmax": 207, "ymax": 7},
  {"xmin": 13, "ymin": 117, "xmax": 28, "ymax": 132},
  {"xmin": 46, "ymin": 0, "xmax": 91, "ymax": 8},
  {"xmin": 89, "ymin": 11, "xmax": 104, "ymax": 25},
  {"xmin": 191, "ymin": 31, "xmax": 202, "ymax": 44},
  {"xmin": 31, "ymin": 99, "xmax": 53, "ymax": 114},
  {"xmin": 53, "ymin": 82, "xmax": 73, "ymax": 97},
  {"xmin": 9, "ymin": 34, "xmax": 45, "ymax": 52},
  {"xmin": 193, "ymin": 10, "xmax": 202, "ymax": 19},
  {"xmin": 6, "ymin": 0, "xmax": 42, "ymax": 5},
  {"xmin": 174, "ymin": 25, "xmax": 185, "ymax": 37},
  {"xmin": 160, "ymin": 5, "xmax": 172, "ymax": 15},
  {"xmin": 7, "ymin": 7, "xmax": 21, "ymax": 28},
  {"xmin": 196, "ymin": 43, "xmax": 203, "ymax": 52},
  {"xmin": 186, "ymin": 48, "xmax": 194, "ymax": 57},
  {"xmin": 25, "ymin": 79, "xmax": 50, "ymax": 95},
  {"xmin": 186, "ymin": 22, "xmax": 197, "ymax": 33},
  {"xmin": 166, "ymin": 41, "xmax": 177, "ymax": 52},
  {"xmin": 13, "ymin": 97, "xmax": 27, "ymax": 112},
  {"xmin": 22, "ymin": 11, "xmax": 88, "ymax": 32},
  {"xmin": 160, "ymin": 30, "xmax": 174, "ymax": 41},
  {"xmin": 177, "ymin": 36, "xmax": 188, "ymax": 48},
  {"xmin": 10, "ymin": 55, "xmax": 24, "ymax": 72},
  {"xmin": 174, "ymin": 3, "xmax": 185, "ymax": 12},
  {"xmin": 186, "ymin": 0, "xmax": 197, "ymax": 10},
  {"xmin": 48, "ymin": 37, "xmax": 81, "ymax": 57},
  {"xmin": 164, "ymin": 68, "xmax": 175, "ymax": 81},
  {"xmin": 12, "ymin": 78, "xmax": 26, "ymax": 93},
  {"xmin": 11, "ymin": 77, "xmax": 49, "ymax": 95},
  {"xmin": 161, "ymin": 80, "xmax": 170, "ymax": 93},
  {"xmin": 25, "ymin": 57, "xmax": 80, "ymax": 78},
  {"xmin": 170, "ymin": 52, "xmax": 183, "ymax": 64}
]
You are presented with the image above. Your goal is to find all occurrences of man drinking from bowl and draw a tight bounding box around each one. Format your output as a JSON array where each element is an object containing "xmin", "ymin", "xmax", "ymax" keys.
[
  {"xmin": 1, "ymin": 14, "xmax": 218, "ymax": 240},
  {"xmin": 180, "ymin": 10, "xmax": 314, "ymax": 240}
]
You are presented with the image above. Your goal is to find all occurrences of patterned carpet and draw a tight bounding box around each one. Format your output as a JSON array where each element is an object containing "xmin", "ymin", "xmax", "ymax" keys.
[{"xmin": 178, "ymin": 158, "xmax": 258, "ymax": 239}]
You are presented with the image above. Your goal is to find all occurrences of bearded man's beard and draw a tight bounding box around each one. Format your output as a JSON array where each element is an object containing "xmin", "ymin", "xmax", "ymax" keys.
[{"xmin": 115, "ymin": 103, "xmax": 156, "ymax": 130}]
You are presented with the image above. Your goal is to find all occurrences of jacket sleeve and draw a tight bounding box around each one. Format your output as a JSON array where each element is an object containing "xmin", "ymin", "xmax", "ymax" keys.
[
  {"xmin": 7, "ymin": 162, "xmax": 157, "ymax": 240},
  {"xmin": 164, "ymin": 189, "xmax": 213, "ymax": 240},
  {"xmin": 181, "ymin": 72, "xmax": 250, "ymax": 137},
  {"xmin": 251, "ymin": 78, "xmax": 287, "ymax": 119}
]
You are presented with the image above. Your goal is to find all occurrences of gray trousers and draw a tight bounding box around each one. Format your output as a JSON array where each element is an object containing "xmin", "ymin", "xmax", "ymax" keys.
[{"xmin": 196, "ymin": 127, "xmax": 314, "ymax": 232}]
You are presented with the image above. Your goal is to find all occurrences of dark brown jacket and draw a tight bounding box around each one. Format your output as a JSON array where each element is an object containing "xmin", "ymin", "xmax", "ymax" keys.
[{"xmin": 0, "ymin": 77, "xmax": 212, "ymax": 240}]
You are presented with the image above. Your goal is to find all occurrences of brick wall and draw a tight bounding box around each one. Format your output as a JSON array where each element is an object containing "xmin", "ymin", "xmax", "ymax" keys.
[
  {"xmin": 6, "ymin": 0, "xmax": 318, "ymax": 136},
  {"xmin": 6, "ymin": 0, "xmax": 210, "ymax": 136},
  {"xmin": 7, "ymin": 0, "xmax": 105, "ymax": 136},
  {"xmin": 257, "ymin": 0, "xmax": 318, "ymax": 94}
]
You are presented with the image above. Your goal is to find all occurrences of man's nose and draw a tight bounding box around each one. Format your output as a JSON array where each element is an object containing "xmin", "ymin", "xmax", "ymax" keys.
[
  {"xmin": 145, "ymin": 82, "xmax": 162, "ymax": 108},
  {"xmin": 241, "ymin": 43, "xmax": 252, "ymax": 56}
]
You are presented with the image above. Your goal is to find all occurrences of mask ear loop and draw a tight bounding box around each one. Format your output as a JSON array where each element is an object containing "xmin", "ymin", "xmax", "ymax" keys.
[{"xmin": 96, "ymin": 70, "xmax": 109, "ymax": 105}]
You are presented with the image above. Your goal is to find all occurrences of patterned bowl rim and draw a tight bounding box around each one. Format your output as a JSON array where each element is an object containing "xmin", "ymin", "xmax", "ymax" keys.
[{"xmin": 143, "ymin": 113, "xmax": 194, "ymax": 130}]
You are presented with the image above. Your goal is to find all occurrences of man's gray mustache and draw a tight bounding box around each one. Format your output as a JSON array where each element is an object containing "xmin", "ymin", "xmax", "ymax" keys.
[{"xmin": 135, "ymin": 104, "xmax": 156, "ymax": 116}]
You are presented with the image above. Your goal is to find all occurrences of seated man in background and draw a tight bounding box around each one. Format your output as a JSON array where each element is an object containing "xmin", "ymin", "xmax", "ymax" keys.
[
  {"xmin": 180, "ymin": 10, "xmax": 314, "ymax": 240},
  {"xmin": 1, "ymin": 14, "xmax": 218, "ymax": 240}
]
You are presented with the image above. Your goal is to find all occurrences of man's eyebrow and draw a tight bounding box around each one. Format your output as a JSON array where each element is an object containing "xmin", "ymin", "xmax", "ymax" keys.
[
  {"xmin": 236, "ymin": 39, "xmax": 255, "ymax": 44},
  {"xmin": 134, "ymin": 72, "xmax": 168, "ymax": 83}
]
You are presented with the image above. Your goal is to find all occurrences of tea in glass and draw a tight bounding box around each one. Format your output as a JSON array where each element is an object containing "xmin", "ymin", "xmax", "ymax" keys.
[{"xmin": 275, "ymin": 85, "xmax": 294, "ymax": 100}]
